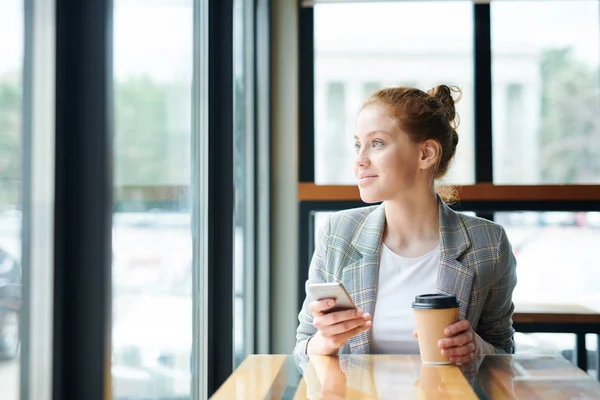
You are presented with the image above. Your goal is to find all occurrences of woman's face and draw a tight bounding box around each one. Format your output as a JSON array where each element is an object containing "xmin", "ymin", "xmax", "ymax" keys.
[{"xmin": 353, "ymin": 105, "xmax": 427, "ymax": 203}]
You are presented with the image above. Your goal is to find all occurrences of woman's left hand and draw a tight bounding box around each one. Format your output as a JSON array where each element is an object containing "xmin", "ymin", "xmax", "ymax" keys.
[{"xmin": 438, "ymin": 319, "xmax": 478, "ymax": 364}]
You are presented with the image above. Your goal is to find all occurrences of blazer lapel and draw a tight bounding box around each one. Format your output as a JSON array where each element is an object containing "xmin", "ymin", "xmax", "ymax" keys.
[
  {"xmin": 342, "ymin": 204, "xmax": 386, "ymax": 354},
  {"xmin": 343, "ymin": 254, "xmax": 380, "ymax": 354},
  {"xmin": 437, "ymin": 255, "xmax": 474, "ymax": 320},
  {"xmin": 436, "ymin": 198, "xmax": 474, "ymax": 320}
]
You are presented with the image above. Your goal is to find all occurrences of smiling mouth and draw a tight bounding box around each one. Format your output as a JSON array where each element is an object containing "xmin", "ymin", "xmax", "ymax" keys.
[{"xmin": 359, "ymin": 175, "xmax": 378, "ymax": 181}]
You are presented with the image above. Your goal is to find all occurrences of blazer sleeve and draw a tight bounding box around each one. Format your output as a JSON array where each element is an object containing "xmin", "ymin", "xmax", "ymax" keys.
[
  {"xmin": 293, "ymin": 215, "xmax": 331, "ymax": 358},
  {"xmin": 476, "ymin": 226, "xmax": 518, "ymax": 354}
]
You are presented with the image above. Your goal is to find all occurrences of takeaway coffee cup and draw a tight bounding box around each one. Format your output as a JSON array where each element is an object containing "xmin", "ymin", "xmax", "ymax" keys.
[{"xmin": 412, "ymin": 294, "xmax": 460, "ymax": 364}]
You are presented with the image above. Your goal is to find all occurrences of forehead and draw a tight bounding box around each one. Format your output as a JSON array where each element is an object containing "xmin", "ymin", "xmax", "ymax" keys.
[{"xmin": 355, "ymin": 105, "xmax": 400, "ymax": 136}]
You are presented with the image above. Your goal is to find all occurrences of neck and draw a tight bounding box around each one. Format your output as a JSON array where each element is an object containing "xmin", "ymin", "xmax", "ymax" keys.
[{"xmin": 382, "ymin": 188, "xmax": 440, "ymax": 254}]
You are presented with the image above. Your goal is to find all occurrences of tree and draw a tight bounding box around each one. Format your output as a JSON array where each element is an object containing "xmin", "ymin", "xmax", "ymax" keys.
[
  {"xmin": 114, "ymin": 76, "xmax": 171, "ymax": 186},
  {"xmin": 114, "ymin": 76, "xmax": 191, "ymax": 211},
  {"xmin": 0, "ymin": 75, "xmax": 190, "ymax": 210},
  {"xmin": 0, "ymin": 78, "xmax": 22, "ymax": 206},
  {"xmin": 539, "ymin": 48, "xmax": 600, "ymax": 183}
]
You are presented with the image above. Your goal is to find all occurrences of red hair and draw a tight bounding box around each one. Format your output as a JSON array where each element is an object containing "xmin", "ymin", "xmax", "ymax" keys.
[{"xmin": 362, "ymin": 85, "xmax": 462, "ymax": 202}]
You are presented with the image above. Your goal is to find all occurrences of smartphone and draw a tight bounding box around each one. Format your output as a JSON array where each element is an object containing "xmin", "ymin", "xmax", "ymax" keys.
[{"xmin": 307, "ymin": 282, "xmax": 356, "ymax": 314}]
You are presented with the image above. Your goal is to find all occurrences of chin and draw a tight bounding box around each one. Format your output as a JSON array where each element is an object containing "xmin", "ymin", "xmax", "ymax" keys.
[{"xmin": 358, "ymin": 189, "xmax": 384, "ymax": 204}]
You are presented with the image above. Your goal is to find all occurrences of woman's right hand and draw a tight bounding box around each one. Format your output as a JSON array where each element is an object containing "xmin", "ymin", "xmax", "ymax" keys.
[{"xmin": 307, "ymin": 299, "xmax": 372, "ymax": 355}]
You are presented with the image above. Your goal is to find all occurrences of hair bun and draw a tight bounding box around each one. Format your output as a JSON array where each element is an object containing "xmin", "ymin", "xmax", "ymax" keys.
[
  {"xmin": 452, "ymin": 128, "xmax": 459, "ymax": 148},
  {"xmin": 427, "ymin": 85, "xmax": 462, "ymax": 128}
]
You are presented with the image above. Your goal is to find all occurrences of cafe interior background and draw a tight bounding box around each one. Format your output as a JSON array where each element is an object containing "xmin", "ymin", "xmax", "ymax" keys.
[{"xmin": 0, "ymin": 0, "xmax": 599, "ymax": 398}]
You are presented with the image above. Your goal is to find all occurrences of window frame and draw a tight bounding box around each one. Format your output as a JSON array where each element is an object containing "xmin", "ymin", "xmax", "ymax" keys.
[{"xmin": 48, "ymin": 0, "xmax": 245, "ymax": 399}]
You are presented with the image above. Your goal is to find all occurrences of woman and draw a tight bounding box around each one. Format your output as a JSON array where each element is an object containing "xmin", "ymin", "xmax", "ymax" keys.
[{"xmin": 295, "ymin": 85, "xmax": 517, "ymax": 364}]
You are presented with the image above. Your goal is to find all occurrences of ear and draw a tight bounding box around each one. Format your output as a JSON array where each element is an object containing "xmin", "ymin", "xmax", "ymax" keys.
[{"xmin": 419, "ymin": 140, "xmax": 441, "ymax": 170}]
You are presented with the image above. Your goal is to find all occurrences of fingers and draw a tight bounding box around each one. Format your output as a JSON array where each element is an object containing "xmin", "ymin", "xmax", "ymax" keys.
[
  {"xmin": 309, "ymin": 299, "xmax": 373, "ymax": 349},
  {"xmin": 319, "ymin": 315, "xmax": 371, "ymax": 337},
  {"xmin": 314, "ymin": 318, "xmax": 372, "ymax": 351},
  {"xmin": 438, "ymin": 331, "xmax": 473, "ymax": 349},
  {"xmin": 313, "ymin": 306, "xmax": 366, "ymax": 325},
  {"xmin": 413, "ymin": 330, "xmax": 418, "ymax": 339},
  {"xmin": 335, "ymin": 320, "xmax": 372, "ymax": 343},
  {"xmin": 326, "ymin": 308, "xmax": 366, "ymax": 325},
  {"xmin": 310, "ymin": 301, "xmax": 373, "ymax": 351},
  {"xmin": 313, "ymin": 309, "xmax": 371, "ymax": 332},
  {"xmin": 444, "ymin": 319, "xmax": 471, "ymax": 336},
  {"xmin": 309, "ymin": 299, "xmax": 336, "ymax": 315},
  {"xmin": 442, "ymin": 342, "xmax": 475, "ymax": 357},
  {"xmin": 438, "ymin": 320, "xmax": 477, "ymax": 364}
]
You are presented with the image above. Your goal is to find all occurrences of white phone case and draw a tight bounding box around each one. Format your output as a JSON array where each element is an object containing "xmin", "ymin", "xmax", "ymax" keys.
[{"xmin": 307, "ymin": 282, "xmax": 356, "ymax": 313}]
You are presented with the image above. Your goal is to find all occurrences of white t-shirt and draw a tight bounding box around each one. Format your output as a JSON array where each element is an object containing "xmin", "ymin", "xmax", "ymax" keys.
[{"xmin": 371, "ymin": 243, "xmax": 440, "ymax": 354}]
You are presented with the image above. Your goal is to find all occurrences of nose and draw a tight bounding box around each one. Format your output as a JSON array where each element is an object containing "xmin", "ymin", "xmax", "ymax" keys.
[{"xmin": 355, "ymin": 148, "xmax": 370, "ymax": 168}]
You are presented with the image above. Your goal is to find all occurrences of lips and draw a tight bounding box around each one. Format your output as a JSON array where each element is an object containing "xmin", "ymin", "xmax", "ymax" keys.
[{"xmin": 358, "ymin": 174, "xmax": 378, "ymax": 185}]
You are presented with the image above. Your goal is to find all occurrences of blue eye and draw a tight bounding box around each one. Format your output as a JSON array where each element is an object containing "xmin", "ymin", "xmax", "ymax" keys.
[
  {"xmin": 353, "ymin": 143, "xmax": 361, "ymax": 151},
  {"xmin": 373, "ymin": 140, "xmax": 383, "ymax": 147}
]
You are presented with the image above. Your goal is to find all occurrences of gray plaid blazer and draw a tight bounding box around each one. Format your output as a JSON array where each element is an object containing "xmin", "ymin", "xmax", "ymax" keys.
[{"xmin": 295, "ymin": 198, "xmax": 517, "ymax": 357}]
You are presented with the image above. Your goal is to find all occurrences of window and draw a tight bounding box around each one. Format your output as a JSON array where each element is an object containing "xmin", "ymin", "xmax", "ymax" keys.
[
  {"xmin": 499, "ymin": 211, "xmax": 600, "ymax": 370},
  {"xmin": 492, "ymin": 0, "xmax": 600, "ymax": 184},
  {"xmin": 314, "ymin": 1, "xmax": 475, "ymax": 185},
  {"xmin": 362, "ymin": 82, "xmax": 381, "ymax": 101},
  {"xmin": 0, "ymin": 2, "xmax": 23, "ymax": 399},
  {"xmin": 497, "ymin": 211, "xmax": 600, "ymax": 307},
  {"xmin": 112, "ymin": 2, "xmax": 194, "ymax": 398},
  {"xmin": 233, "ymin": 0, "xmax": 256, "ymax": 367},
  {"xmin": 315, "ymin": 82, "xmax": 346, "ymax": 183}
]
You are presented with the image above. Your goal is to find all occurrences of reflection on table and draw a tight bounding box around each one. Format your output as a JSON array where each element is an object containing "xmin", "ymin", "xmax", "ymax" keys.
[{"xmin": 211, "ymin": 354, "xmax": 600, "ymax": 399}]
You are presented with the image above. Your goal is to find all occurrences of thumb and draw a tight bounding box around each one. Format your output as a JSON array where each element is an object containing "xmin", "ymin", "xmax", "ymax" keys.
[{"xmin": 413, "ymin": 330, "xmax": 418, "ymax": 339}]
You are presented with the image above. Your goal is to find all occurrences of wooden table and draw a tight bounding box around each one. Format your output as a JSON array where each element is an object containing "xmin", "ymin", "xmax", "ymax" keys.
[
  {"xmin": 211, "ymin": 354, "xmax": 600, "ymax": 399},
  {"xmin": 513, "ymin": 303, "xmax": 600, "ymax": 379}
]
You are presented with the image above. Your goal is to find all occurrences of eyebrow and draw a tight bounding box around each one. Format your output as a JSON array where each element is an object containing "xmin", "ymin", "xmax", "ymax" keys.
[{"xmin": 353, "ymin": 130, "xmax": 393, "ymax": 140}]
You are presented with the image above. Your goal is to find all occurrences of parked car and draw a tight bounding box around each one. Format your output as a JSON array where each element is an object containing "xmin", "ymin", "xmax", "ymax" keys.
[{"xmin": 0, "ymin": 247, "xmax": 21, "ymax": 360}]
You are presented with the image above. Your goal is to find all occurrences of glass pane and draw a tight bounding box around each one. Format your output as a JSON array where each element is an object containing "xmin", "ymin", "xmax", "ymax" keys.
[
  {"xmin": 491, "ymin": 1, "xmax": 600, "ymax": 184},
  {"xmin": 498, "ymin": 211, "xmax": 600, "ymax": 369},
  {"xmin": 233, "ymin": 0, "xmax": 254, "ymax": 368},
  {"xmin": 586, "ymin": 334, "xmax": 598, "ymax": 378},
  {"xmin": 0, "ymin": 1, "xmax": 23, "ymax": 399},
  {"xmin": 112, "ymin": 2, "xmax": 193, "ymax": 399},
  {"xmin": 497, "ymin": 211, "xmax": 600, "ymax": 306},
  {"xmin": 314, "ymin": 2, "xmax": 474, "ymax": 185}
]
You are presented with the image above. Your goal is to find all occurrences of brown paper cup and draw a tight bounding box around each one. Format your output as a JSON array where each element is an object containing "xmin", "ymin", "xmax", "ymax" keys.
[{"xmin": 412, "ymin": 294, "xmax": 460, "ymax": 365}]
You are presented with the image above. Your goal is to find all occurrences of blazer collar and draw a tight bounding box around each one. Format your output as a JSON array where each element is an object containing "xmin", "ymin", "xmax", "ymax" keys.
[
  {"xmin": 349, "ymin": 196, "xmax": 471, "ymax": 260},
  {"xmin": 438, "ymin": 197, "xmax": 471, "ymax": 260},
  {"xmin": 348, "ymin": 203, "xmax": 386, "ymax": 257}
]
